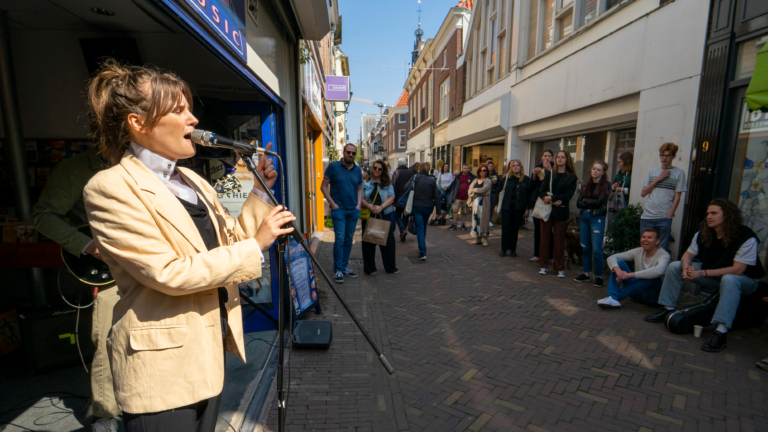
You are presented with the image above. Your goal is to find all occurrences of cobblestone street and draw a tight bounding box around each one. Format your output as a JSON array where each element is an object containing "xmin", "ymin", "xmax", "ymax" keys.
[{"xmin": 266, "ymin": 223, "xmax": 768, "ymax": 432}]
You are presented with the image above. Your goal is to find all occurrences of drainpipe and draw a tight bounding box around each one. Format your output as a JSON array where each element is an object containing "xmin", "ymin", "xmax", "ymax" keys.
[{"xmin": 0, "ymin": 10, "xmax": 46, "ymax": 306}]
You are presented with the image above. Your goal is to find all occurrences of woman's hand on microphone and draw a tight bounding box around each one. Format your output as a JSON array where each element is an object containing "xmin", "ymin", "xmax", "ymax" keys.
[
  {"xmin": 254, "ymin": 142, "xmax": 278, "ymax": 191},
  {"xmin": 255, "ymin": 205, "xmax": 295, "ymax": 250}
]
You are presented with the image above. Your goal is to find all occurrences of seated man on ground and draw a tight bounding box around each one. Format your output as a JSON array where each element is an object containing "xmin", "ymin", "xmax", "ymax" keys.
[
  {"xmin": 597, "ymin": 228, "xmax": 670, "ymax": 309},
  {"xmin": 644, "ymin": 198, "xmax": 765, "ymax": 352}
]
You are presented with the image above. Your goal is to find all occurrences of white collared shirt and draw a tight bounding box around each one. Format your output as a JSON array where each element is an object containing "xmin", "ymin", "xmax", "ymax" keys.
[{"xmin": 130, "ymin": 142, "xmax": 199, "ymax": 204}]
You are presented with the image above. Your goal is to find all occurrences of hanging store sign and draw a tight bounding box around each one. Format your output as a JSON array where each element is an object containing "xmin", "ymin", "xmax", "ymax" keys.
[
  {"xmin": 181, "ymin": 0, "xmax": 247, "ymax": 63},
  {"xmin": 325, "ymin": 76, "xmax": 350, "ymax": 101}
]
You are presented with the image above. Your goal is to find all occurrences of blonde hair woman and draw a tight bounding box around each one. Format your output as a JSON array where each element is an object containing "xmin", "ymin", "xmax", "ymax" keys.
[
  {"xmin": 495, "ymin": 160, "xmax": 532, "ymax": 257},
  {"xmin": 83, "ymin": 60, "xmax": 294, "ymax": 431}
]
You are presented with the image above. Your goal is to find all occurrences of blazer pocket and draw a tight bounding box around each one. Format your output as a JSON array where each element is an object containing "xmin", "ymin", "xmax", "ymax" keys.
[{"xmin": 130, "ymin": 325, "xmax": 188, "ymax": 351}]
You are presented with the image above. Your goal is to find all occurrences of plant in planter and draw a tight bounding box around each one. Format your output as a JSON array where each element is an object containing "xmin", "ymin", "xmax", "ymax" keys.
[{"xmin": 604, "ymin": 204, "xmax": 644, "ymax": 259}]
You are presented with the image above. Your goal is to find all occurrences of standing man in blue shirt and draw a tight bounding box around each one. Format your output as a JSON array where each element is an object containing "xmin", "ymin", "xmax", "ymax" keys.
[{"xmin": 321, "ymin": 144, "xmax": 363, "ymax": 283}]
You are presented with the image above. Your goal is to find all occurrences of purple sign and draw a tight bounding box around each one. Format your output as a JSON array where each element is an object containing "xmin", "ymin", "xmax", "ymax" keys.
[{"xmin": 326, "ymin": 76, "xmax": 350, "ymax": 101}]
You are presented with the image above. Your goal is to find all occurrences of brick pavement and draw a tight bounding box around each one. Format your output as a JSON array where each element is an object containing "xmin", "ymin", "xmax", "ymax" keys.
[{"xmin": 266, "ymin": 222, "xmax": 768, "ymax": 431}]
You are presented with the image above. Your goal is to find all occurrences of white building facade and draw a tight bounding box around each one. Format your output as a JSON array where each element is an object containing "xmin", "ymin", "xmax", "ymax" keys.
[{"xmin": 451, "ymin": 0, "xmax": 709, "ymax": 257}]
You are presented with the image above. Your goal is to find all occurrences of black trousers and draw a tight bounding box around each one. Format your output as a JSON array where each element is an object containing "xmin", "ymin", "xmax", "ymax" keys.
[
  {"xmin": 501, "ymin": 207, "xmax": 525, "ymax": 252},
  {"xmin": 362, "ymin": 212, "xmax": 398, "ymax": 274},
  {"xmin": 533, "ymin": 217, "xmax": 554, "ymax": 258},
  {"xmin": 123, "ymin": 392, "xmax": 222, "ymax": 432}
]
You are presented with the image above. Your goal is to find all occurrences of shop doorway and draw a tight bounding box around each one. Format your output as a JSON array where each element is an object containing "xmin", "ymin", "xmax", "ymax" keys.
[{"xmin": 720, "ymin": 87, "xmax": 768, "ymax": 271}]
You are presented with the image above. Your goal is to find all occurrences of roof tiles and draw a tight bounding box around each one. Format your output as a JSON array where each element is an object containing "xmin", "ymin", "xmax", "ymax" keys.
[{"xmin": 394, "ymin": 90, "xmax": 409, "ymax": 107}]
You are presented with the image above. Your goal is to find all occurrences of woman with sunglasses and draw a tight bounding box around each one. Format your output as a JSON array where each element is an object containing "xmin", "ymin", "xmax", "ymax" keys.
[
  {"xmin": 495, "ymin": 160, "xmax": 531, "ymax": 257},
  {"xmin": 361, "ymin": 160, "xmax": 398, "ymax": 274},
  {"xmin": 468, "ymin": 166, "xmax": 493, "ymax": 246}
]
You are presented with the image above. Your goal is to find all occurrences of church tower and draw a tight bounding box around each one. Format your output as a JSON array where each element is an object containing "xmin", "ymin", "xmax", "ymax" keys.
[{"xmin": 411, "ymin": 1, "xmax": 424, "ymax": 68}]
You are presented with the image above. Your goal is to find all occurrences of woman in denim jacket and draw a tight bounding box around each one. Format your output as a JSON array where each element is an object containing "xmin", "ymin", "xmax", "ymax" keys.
[
  {"xmin": 361, "ymin": 160, "xmax": 398, "ymax": 274},
  {"xmin": 575, "ymin": 160, "xmax": 611, "ymax": 287}
]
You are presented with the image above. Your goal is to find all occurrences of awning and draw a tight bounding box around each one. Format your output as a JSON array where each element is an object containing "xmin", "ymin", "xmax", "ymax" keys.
[{"xmin": 746, "ymin": 43, "xmax": 768, "ymax": 112}]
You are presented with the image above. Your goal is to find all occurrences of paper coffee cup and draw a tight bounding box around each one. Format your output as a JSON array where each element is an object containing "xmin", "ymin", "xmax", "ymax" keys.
[{"xmin": 693, "ymin": 325, "xmax": 703, "ymax": 338}]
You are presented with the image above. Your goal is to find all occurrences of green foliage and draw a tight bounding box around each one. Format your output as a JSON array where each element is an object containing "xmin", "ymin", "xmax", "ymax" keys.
[
  {"xmin": 354, "ymin": 147, "xmax": 363, "ymax": 164},
  {"xmin": 327, "ymin": 145, "xmax": 339, "ymax": 162},
  {"xmin": 604, "ymin": 204, "xmax": 644, "ymax": 256},
  {"xmin": 324, "ymin": 218, "xmax": 334, "ymax": 228},
  {"xmin": 299, "ymin": 42, "xmax": 313, "ymax": 65}
]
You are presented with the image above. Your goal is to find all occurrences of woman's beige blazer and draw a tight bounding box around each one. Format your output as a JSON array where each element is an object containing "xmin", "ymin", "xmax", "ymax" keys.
[{"xmin": 84, "ymin": 152, "xmax": 271, "ymax": 414}]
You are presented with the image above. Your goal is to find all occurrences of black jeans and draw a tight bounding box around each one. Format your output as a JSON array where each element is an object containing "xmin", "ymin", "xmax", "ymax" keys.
[
  {"xmin": 124, "ymin": 393, "xmax": 222, "ymax": 432},
  {"xmin": 533, "ymin": 217, "xmax": 554, "ymax": 258},
  {"xmin": 362, "ymin": 212, "xmax": 398, "ymax": 274},
  {"xmin": 501, "ymin": 207, "xmax": 525, "ymax": 252}
]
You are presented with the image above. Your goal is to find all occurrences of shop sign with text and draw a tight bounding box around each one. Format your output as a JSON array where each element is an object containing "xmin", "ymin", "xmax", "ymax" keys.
[
  {"xmin": 181, "ymin": 0, "xmax": 247, "ymax": 63},
  {"xmin": 326, "ymin": 76, "xmax": 350, "ymax": 102}
]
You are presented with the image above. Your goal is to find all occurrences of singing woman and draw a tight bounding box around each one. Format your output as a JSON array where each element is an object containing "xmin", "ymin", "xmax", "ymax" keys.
[{"xmin": 83, "ymin": 60, "xmax": 295, "ymax": 432}]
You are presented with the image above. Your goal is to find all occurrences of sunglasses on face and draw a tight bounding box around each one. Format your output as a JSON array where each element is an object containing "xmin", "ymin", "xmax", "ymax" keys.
[
  {"xmin": 480, "ymin": 169, "xmax": 488, "ymax": 172},
  {"xmin": 346, "ymin": 151, "xmax": 356, "ymax": 155},
  {"xmin": 372, "ymin": 166, "xmax": 383, "ymax": 171},
  {"xmin": 659, "ymin": 153, "xmax": 672, "ymax": 158}
]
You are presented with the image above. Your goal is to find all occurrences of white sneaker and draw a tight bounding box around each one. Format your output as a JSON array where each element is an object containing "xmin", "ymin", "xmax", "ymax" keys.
[
  {"xmin": 539, "ymin": 268, "xmax": 547, "ymax": 275},
  {"xmin": 92, "ymin": 418, "xmax": 118, "ymax": 432},
  {"xmin": 557, "ymin": 271, "xmax": 565, "ymax": 278},
  {"xmin": 598, "ymin": 297, "xmax": 621, "ymax": 309}
]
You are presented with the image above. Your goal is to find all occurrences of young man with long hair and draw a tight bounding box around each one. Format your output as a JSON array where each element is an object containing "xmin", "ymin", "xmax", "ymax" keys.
[{"xmin": 645, "ymin": 199, "xmax": 765, "ymax": 352}]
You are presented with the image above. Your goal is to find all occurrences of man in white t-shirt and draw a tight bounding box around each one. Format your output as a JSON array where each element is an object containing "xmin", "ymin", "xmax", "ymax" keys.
[
  {"xmin": 644, "ymin": 199, "xmax": 764, "ymax": 353},
  {"xmin": 639, "ymin": 143, "xmax": 687, "ymax": 250}
]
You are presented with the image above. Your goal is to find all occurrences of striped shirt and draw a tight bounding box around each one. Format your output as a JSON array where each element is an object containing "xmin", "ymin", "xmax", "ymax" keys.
[{"xmin": 641, "ymin": 167, "xmax": 687, "ymax": 219}]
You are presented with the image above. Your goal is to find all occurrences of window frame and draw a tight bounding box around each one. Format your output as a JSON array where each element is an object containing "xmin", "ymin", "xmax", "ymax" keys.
[
  {"xmin": 398, "ymin": 129, "xmax": 407, "ymax": 148},
  {"xmin": 439, "ymin": 77, "xmax": 450, "ymax": 123}
]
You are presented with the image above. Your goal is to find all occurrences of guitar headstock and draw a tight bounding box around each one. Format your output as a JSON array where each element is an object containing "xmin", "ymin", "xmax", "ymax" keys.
[{"xmin": 214, "ymin": 174, "xmax": 243, "ymax": 195}]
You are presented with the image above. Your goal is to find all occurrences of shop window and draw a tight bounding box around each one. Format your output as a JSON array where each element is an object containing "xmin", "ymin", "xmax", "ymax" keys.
[
  {"xmin": 439, "ymin": 78, "xmax": 450, "ymax": 123},
  {"xmin": 735, "ymin": 34, "xmax": 768, "ymax": 81},
  {"xmin": 728, "ymin": 103, "xmax": 768, "ymax": 271}
]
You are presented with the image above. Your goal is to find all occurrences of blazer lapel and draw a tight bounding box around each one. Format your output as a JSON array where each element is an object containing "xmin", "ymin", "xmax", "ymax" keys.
[{"xmin": 120, "ymin": 154, "xmax": 207, "ymax": 253}]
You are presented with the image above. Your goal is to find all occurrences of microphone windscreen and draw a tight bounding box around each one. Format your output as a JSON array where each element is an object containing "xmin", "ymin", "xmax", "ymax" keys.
[{"xmin": 190, "ymin": 129, "xmax": 206, "ymax": 145}]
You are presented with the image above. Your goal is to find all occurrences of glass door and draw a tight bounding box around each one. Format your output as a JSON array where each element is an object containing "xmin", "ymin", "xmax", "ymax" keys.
[{"xmin": 726, "ymin": 97, "xmax": 768, "ymax": 271}]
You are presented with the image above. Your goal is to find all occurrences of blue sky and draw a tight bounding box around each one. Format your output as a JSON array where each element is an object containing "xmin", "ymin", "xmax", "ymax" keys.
[{"xmin": 337, "ymin": 0, "xmax": 463, "ymax": 143}]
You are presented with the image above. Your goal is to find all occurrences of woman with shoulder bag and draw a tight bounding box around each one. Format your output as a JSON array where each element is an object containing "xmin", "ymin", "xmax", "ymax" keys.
[
  {"xmin": 529, "ymin": 149, "xmax": 554, "ymax": 262},
  {"xmin": 495, "ymin": 160, "xmax": 531, "ymax": 257},
  {"xmin": 575, "ymin": 160, "xmax": 611, "ymax": 287},
  {"xmin": 361, "ymin": 160, "xmax": 398, "ymax": 275},
  {"xmin": 468, "ymin": 166, "xmax": 493, "ymax": 246},
  {"xmin": 538, "ymin": 151, "xmax": 578, "ymax": 277},
  {"xmin": 82, "ymin": 60, "xmax": 295, "ymax": 432}
]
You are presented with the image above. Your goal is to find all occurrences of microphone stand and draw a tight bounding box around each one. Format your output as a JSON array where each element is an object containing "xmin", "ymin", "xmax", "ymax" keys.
[{"xmin": 235, "ymin": 151, "xmax": 395, "ymax": 432}]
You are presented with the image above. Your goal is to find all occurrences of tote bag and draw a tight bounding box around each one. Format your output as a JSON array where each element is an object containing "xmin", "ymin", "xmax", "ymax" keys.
[
  {"xmin": 532, "ymin": 171, "xmax": 553, "ymax": 222},
  {"xmin": 608, "ymin": 177, "xmax": 627, "ymax": 213},
  {"xmin": 362, "ymin": 214, "xmax": 389, "ymax": 246},
  {"xmin": 402, "ymin": 176, "xmax": 419, "ymax": 216}
]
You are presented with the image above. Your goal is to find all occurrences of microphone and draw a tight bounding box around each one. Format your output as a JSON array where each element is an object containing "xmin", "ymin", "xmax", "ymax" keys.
[{"xmin": 190, "ymin": 129, "xmax": 278, "ymax": 156}]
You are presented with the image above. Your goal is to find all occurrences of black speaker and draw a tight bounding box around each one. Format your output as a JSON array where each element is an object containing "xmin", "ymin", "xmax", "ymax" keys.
[
  {"xmin": 292, "ymin": 321, "xmax": 332, "ymax": 349},
  {"xmin": 18, "ymin": 308, "xmax": 95, "ymax": 374}
]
